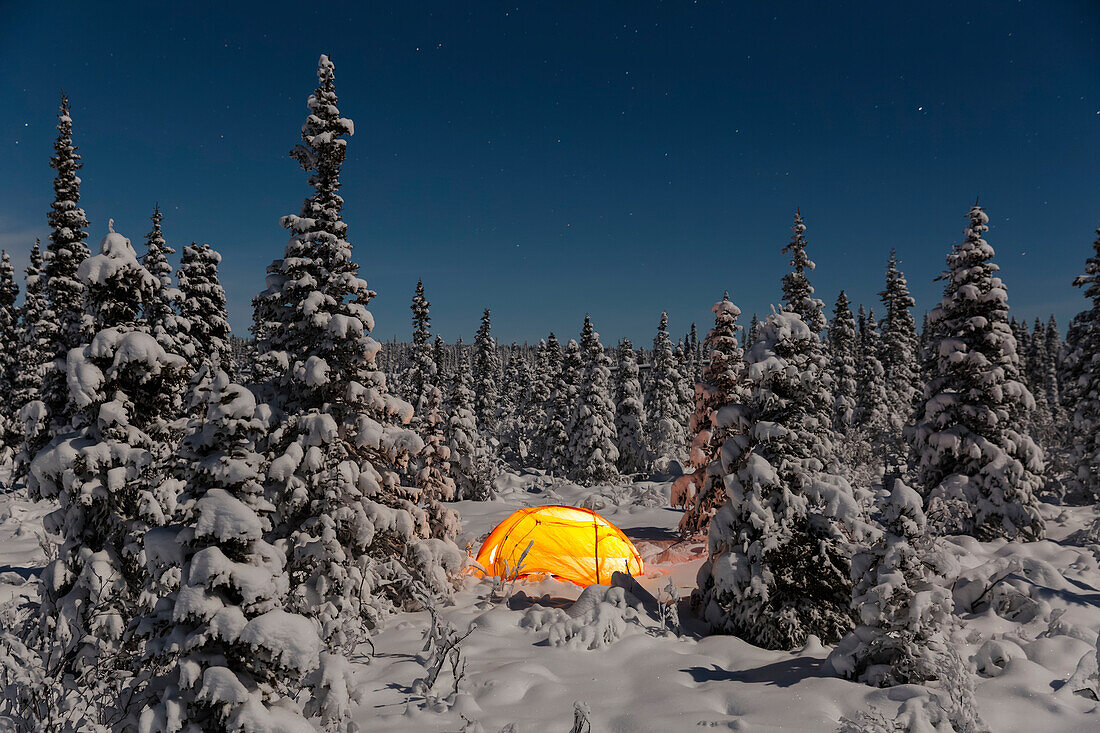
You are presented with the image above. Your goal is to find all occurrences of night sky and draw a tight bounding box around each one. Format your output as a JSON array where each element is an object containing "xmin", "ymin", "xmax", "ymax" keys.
[{"xmin": 1, "ymin": 1, "xmax": 1097, "ymax": 345}]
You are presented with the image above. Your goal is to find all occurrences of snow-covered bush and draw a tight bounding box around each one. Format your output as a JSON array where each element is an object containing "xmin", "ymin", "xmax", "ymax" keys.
[
  {"xmin": 520, "ymin": 585, "xmax": 643, "ymax": 650},
  {"xmin": 139, "ymin": 366, "xmax": 326, "ymax": 732},
  {"xmin": 828, "ymin": 480, "xmax": 956, "ymax": 686}
]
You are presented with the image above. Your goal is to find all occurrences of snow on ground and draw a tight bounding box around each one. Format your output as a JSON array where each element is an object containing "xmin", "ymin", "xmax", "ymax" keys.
[{"xmin": 1, "ymin": 472, "xmax": 1098, "ymax": 731}]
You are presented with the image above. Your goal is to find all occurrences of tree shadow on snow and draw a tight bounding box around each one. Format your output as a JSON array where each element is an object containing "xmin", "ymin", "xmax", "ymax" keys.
[
  {"xmin": 623, "ymin": 525, "xmax": 680, "ymax": 541},
  {"xmin": 0, "ymin": 564, "xmax": 39, "ymax": 581},
  {"xmin": 683, "ymin": 656, "xmax": 828, "ymax": 688}
]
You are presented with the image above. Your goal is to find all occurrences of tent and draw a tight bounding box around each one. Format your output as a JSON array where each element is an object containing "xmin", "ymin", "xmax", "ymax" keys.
[{"xmin": 473, "ymin": 505, "xmax": 644, "ymax": 587}]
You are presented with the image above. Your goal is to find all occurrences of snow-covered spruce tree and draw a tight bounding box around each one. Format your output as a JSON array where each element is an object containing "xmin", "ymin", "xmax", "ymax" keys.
[
  {"xmin": 854, "ymin": 306, "xmax": 890, "ymax": 452},
  {"xmin": 695, "ymin": 309, "xmax": 863, "ymax": 649},
  {"xmin": 253, "ymin": 56, "xmax": 460, "ymax": 645},
  {"xmin": 1045, "ymin": 315, "xmax": 1062, "ymax": 407},
  {"xmin": 473, "ymin": 308, "xmax": 500, "ymax": 434},
  {"xmin": 139, "ymin": 367, "xmax": 332, "ymax": 732},
  {"xmin": 672, "ymin": 343, "xmax": 696, "ymax": 427},
  {"xmin": 747, "ymin": 313, "xmax": 760, "ymax": 347},
  {"xmin": 497, "ymin": 343, "xmax": 520, "ymax": 418},
  {"xmin": 613, "ymin": 339, "xmax": 651, "ymax": 476},
  {"xmin": 0, "ymin": 251, "xmax": 18, "ymax": 457},
  {"xmin": 498, "ymin": 350, "xmax": 534, "ymax": 464},
  {"xmin": 522, "ymin": 339, "xmax": 553, "ymax": 467},
  {"xmin": 140, "ymin": 205, "xmax": 188, "ymax": 360},
  {"xmin": 41, "ymin": 93, "xmax": 92, "ymax": 435},
  {"xmin": 908, "ymin": 205, "xmax": 1044, "ymax": 540},
  {"xmin": 178, "ymin": 242, "xmax": 230, "ymax": 374},
  {"xmin": 1025, "ymin": 317, "xmax": 1055, "ymax": 443},
  {"xmin": 828, "ymin": 479, "xmax": 955, "ymax": 687},
  {"xmin": 781, "ymin": 211, "xmax": 827, "ymax": 335},
  {"xmin": 431, "ymin": 334, "xmax": 450, "ymax": 393},
  {"xmin": 646, "ymin": 312, "xmax": 688, "ymax": 468},
  {"xmin": 407, "ymin": 279, "xmax": 436, "ymax": 411},
  {"xmin": 878, "ymin": 251, "xmax": 921, "ymax": 461},
  {"xmin": 554, "ymin": 338, "xmax": 585, "ymax": 476},
  {"xmin": 446, "ymin": 349, "xmax": 496, "ymax": 500},
  {"xmin": 1066, "ymin": 227, "xmax": 1100, "ymax": 501},
  {"xmin": 568, "ymin": 316, "xmax": 619, "ymax": 485},
  {"xmin": 11, "ymin": 240, "xmax": 51, "ymax": 473},
  {"xmin": 414, "ymin": 385, "xmax": 460, "ymax": 538},
  {"xmin": 29, "ymin": 225, "xmax": 187, "ymax": 686},
  {"xmin": 541, "ymin": 333, "xmax": 574, "ymax": 475},
  {"xmin": 676, "ymin": 293, "xmax": 747, "ymax": 536},
  {"xmin": 828, "ymin": 291, "xmax": 858, "ymax": 433}
]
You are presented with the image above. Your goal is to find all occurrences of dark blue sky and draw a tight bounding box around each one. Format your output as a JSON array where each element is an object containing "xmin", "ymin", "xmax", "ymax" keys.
[{"xmin": 1, "ymin": 1, "xmax": 1097, "ymax": 345}]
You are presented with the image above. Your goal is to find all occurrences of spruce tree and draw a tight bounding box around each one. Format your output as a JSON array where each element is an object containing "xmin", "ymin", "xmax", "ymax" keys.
[
  {"xmin": 646, "ymin": 312, "xmax": 688, "ymax": 467},
  {"xmin": 12, "ymin": 240, "xmax": 51, "ymax": 472},
  {"xmin": 521, "ymin": 339, "xmax": 552, "ymax": 466},
  {"xmin": 677, "ymin": 293, "xmax": 746, "ymax": 535},
  {"xmin": 140, "ymin": 367, "xmax": 329, "ymax": 731},
  {"xmin": 555, "ymin": 338, "xmax": 585, "ymax": 475},
  {"xmin": 473, "ymin": 308, "xmax": 500, "ymax": 433},
  {"xmin": 42, "ymin": 93, "xmax": 92, "ymax": 432},
  {"xmin": 613, "ymin": 340, "xmax": 650, "ymax": 476},
  {"xmin": 568, "ymin": 316, "xmax": 619, "ymax": 485},
  {"xmin": 1045, "ymin": 315, "xmax": 1062, "ymax": 406},
  {"xmin": 695, "ymin": 309, "xmax": 861, "ymax": 649},
  {"xmin": 828, "ymin": 291, "xmax": 858, "ymax": 433},
  {"xmin": 253, "ymin": 56, "xmax": 459, "ymax": 644},
  {"xmin": 0, "ymin": 251, "xmax": 18, "ymax": 456},
  {"xmin": 828, "ymin": 479, "xmax": 955, "ymax": 687},
  {"xmin": 854, "ymin": 306, "xmax": 889, "ymax": 449},
  {"xmin": 908, "ymin": 205, "xmax": 1044, "ymax": 539},
  {"xmin": 432, "ymin": 334, "xmax": 450, "ymax": 392},
  {"xmin": 747, "ymin": 313, "xmax": 760, "ymax": 346},
  {"xmin": 178, "ymin": 242, "xmax": 230, "ymax": 373},
  {"xmin": 878, "ymin": 251, "xmax": 921, "ymax": 458},
  {"xmin": 29, "ymin": 225, "xmax": 187, "ymax": 680},
  {"xmin": 1066, "ymin": 227, "xmax": 1100, "ymax": 501},
  {"xmin": 1025, "ymin": 317, "xmax": 1054, "ymax": 442},
  {"xmin": 407, "ymin": 279, "xmax": 435, "ymax": 410},
  {"xmin": 141, "ymin": 204, "xmax": 188, "ymax": 359},
  {"xmin": 781, "ymin": 211, "xmax": 826, "ymax": 335},
  {"xmin": 498, "ymin": 350, "xmax": 534, "ymax": 464},
  {"xmin": 541, "ymin": 333, "xmax": 573, "ymax": 474},
  {"xmin": 446, "ymin": 349, "xmax": 496, "ymax": 500}
]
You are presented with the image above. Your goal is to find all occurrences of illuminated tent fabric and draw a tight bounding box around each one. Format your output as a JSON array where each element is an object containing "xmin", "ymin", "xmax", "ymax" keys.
[{"xmin": 474, "ymin": 505, "xmax": 644, "ymax": 587}]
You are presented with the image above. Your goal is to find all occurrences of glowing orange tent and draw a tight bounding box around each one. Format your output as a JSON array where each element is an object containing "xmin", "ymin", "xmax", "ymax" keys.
[{"xmin": 473, "ymin": 505, "xmax": 644, "ymax": 587}]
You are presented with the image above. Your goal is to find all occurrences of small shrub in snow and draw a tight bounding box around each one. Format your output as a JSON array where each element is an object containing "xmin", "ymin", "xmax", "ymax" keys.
[
  {"xmin": 521, "ymin": 585, "xmax": 642, "ymax": 650},
  {"xmin": 828, "ymin": 480, "xmax": 955, "ymax": 687}
]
